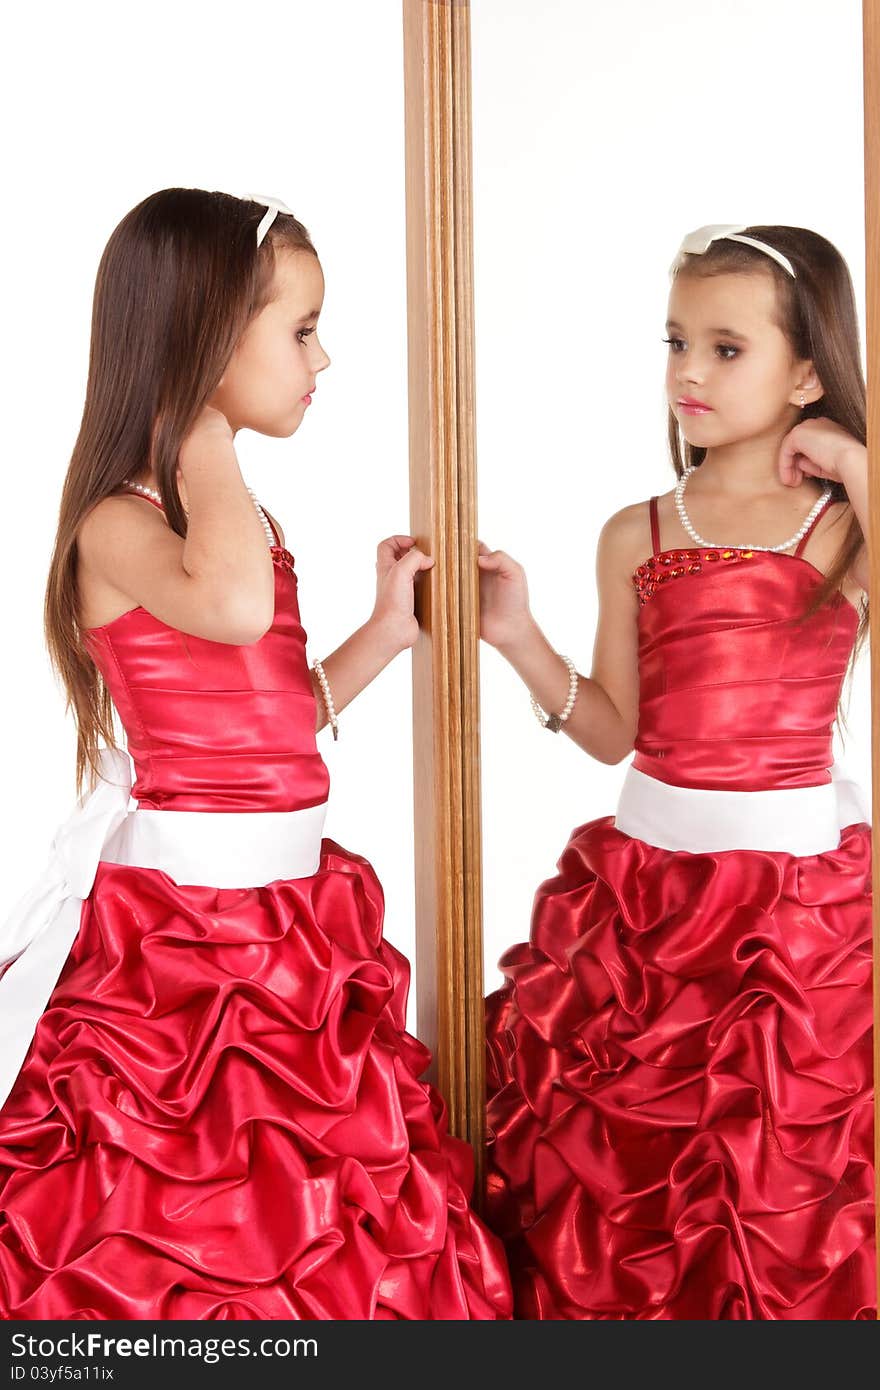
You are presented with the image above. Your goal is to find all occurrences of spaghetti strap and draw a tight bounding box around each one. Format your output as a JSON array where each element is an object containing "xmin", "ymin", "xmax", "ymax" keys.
[
  {"xmin": 793, "ymin": 494, "xmax": 834, "ymax": 558},
  {"xmin": 648, "ymin": 496, "xmax": 661, "ymax": 555},
  {"xmin": 262, "ymin": 508, "xmax": 281, "ymax": 546}
]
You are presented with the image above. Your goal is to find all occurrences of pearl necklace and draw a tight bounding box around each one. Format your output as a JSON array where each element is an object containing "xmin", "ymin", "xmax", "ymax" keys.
[
  {"xmin": 120, "ymin": 479, "xmax": 276, "ymax": 547},
  {"xmin": 674, "ymin": 464, "xmax": 833, "ymax": 552}
]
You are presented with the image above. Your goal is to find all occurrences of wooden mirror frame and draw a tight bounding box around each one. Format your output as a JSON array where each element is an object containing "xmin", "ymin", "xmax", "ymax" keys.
[
  {"xmin": 402, "ymin": 0, "xmax": 484, "ymax": 1182},
  {"xmin": 403, "ymin": 0, "xmax": 880, "ymax": 1303},
  {"xmin": 864, "ymin": 0, "xmax": 879, "ymax": 1311}
]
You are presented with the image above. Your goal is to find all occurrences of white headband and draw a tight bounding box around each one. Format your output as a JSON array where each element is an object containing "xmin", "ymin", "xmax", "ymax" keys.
[
  {"xmin": 670, "ymin": 223, "xmax": 797, "ymax": 280},
  {"xmin": 240, "ymin": 193, "xmax": 294, "ymax": 247}
]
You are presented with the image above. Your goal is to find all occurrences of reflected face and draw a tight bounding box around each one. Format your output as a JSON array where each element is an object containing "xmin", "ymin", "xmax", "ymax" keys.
[
  {"xmin": 210, "ymin": 250, "xmax": 331, "ymax": 438},
  {"xmin": 664, "ymin": 270, "xmax": 817, "ymax": 445}
]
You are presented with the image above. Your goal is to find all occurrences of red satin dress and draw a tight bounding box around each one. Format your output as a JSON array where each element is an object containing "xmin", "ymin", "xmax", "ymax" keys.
[
  {"xmin": 0, "ymin": 491, "xmax": 512, "ymax": 1321},
  {"xmin": 485, "ymin": 495, "xmax": 875, "ymax": 1320}
]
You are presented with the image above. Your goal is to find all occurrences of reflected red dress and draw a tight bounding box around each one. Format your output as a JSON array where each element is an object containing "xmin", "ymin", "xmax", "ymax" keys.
[
  {"xmin": 0, "ymin": 493, "xmax": 511, "ymax": 1321},
  {"xmin": 486, "ymin": 496, "xmax": 875, "ymax": 1320}
]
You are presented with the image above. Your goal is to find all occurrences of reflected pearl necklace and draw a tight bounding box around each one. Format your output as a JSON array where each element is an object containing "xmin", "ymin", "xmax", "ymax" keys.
[
  {"xmin": 674, "ymin": 464, "xmax": 833, "ymax": 552},
  {"xmin": 120, "ymin": 479, "xmax": 275, "ymax": 546}
]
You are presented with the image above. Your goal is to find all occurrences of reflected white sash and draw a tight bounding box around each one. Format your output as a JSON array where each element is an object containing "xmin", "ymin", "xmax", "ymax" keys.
[
  {"xmin": 0, "ymin": 746, "xmax": 328, "ymax": 1115},
  {"xmin": 614, "ymin": 760, "xmax": 869, "ymax": 854}
]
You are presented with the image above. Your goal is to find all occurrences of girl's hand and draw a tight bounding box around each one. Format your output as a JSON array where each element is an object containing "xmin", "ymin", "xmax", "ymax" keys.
[
  {"xmin": 477, "ymin": 542, "xmax": 533, "ymax": 651},
  {"xmin": 370, "ymin": 535, "xmax": 435, "ymax": 654},
  {"xmin": 778, "ymin": 415, "xmax": 866, "ymax": 489}
]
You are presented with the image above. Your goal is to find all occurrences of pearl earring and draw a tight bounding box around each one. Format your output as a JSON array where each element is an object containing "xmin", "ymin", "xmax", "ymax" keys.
[{"xmin": 799, "ymin": 391, "xmax": 806, "ymax": 409}]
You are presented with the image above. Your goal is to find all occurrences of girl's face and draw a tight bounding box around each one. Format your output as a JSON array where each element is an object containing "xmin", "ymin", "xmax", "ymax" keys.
[
  {"xmin": 210, "ymin": 250, "xmax": 330, "ymax": 437},
  {"xmin": 664, "ymin": 270, "xmax": 821, "ymax": 447}
]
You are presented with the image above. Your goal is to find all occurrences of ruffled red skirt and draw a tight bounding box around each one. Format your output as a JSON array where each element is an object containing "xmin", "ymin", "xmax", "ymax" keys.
[
  {"xmin": 485, "ymin": 814, "xmax": 875, "ymax": 1320},
  {"xmin": 0, "ymin": 839, "xmax": 512, "ymax": 1319}
]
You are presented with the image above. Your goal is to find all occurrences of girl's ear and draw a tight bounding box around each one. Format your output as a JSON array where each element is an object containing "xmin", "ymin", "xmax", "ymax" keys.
[{"xmin": 796, "ymin": 364, "xmax": 824, "ymax": 405}]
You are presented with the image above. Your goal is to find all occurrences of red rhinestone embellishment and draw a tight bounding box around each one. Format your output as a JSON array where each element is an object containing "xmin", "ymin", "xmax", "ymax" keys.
[
  {"xmin": 633, "ymin": 547, "xmax": 752, "ymax": 604},
  {"xmin": 270, "ymin": 544, "xmax": 296, "ymax": 576}
]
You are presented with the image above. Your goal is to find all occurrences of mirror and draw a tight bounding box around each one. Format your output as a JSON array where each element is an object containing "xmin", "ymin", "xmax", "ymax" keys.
[{"xmin": 473, "ymin": 0, "xmax": 873, "ymax": 1319}]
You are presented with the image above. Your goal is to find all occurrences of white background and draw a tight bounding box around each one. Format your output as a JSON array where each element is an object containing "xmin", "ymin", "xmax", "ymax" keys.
[
  {"xmin": 0, "ymin": 1, "xmax": 870, "ymax": 1025},
  {"xmin": 472, "ymin": 0, "xmax": 871, "ymax": 987},
  {"xmin": 1, "ymin": 2, "xmax": 417, "ymax": 1008}
]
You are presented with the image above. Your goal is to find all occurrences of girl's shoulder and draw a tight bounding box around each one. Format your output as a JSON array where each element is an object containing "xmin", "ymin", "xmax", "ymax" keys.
[
  {"xmin": 76, "ymin": 489, "xmax": 177, "ymax": 633},
  {"xmin": 596, "ymin": 498, "xmax": 659, "ymax": 581},
  {"xmin": 77, "ymin": 488, "xmax": 171, "ymax": 568},
  {"xmin": 595, "ymin": 490, "xmax": 864, "ymax": 611},
  {"xmin": 634, "ymin": 489, "xmax": 864, "ymax": 602}
]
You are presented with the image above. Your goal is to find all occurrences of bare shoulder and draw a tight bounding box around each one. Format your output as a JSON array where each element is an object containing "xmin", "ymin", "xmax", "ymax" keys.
[
  {"xmin": 76, "ymin": 490, "xmax": 273, "ymax": 643},
  {"xmin": 595, "ymin": 499, "xmax": 655, "ymax": 583},
  {"xmin": 78, "ymin": 491, "xmax": 169, "ymax": 554},
  {"xmin": 76, "ymin": 492, "xmax": 174, "ymax": 628}
]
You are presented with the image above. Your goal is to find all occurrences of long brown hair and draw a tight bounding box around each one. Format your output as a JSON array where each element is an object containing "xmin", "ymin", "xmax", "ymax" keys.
[
  {"xmin": 44, "ymin": 188, "xmax": 317, "ymax": 797},
  {"xmin": 667, "ymin": 225, "xmax": 868, "ymax": 736}
]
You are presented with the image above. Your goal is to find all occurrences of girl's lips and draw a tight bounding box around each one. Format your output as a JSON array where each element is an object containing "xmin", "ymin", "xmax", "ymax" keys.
[{"xmin": 678, "ymin": 399, "xmax": 712, "ymax": 414}]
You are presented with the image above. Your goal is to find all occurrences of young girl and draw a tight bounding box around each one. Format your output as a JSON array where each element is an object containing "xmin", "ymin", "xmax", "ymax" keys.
[
  {"xmin": 479, "ymin": 224, "xmax": 874, "ymax": 1320},
  {"xmin": 0, "ymin": 188, "xmax": 512, "ymax": 1320}
]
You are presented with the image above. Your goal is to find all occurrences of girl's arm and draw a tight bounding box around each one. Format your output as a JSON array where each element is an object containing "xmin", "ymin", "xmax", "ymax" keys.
[
  {"xmin": 263, "ymin": 512, "xmax": 433, "ymax": 735},
  {"xmin": 838, "ymin": 445, "xmax": 869, "ymax": 590},
  {"xmin": 308, "ymin": 617, "xmax": 407, "ymax": 733},
  {"xmin": 778, "ymin": 423, "xmax": 869, "ymax": 591},
  {"xmin": 478, "ymin": 507, "xmax": 642, "ymax": 765},
  {"xmin": 78, "ymin": 411, "xmax": 277, "ymax": 645}
]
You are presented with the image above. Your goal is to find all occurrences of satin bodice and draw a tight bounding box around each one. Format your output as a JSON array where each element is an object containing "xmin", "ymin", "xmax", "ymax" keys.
[
  {"xmin": 82, "ymin": 494, "xmax": 329, "ymax": 811},
  {"xmin": 630, "ymin": 495, "xmax": 859, "ymax": 791}
]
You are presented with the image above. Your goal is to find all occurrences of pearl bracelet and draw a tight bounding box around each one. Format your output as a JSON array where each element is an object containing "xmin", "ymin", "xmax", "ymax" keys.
[
  {"xmin": 530, "ymin": 654, "xmax": 579, "ymax": 732},
  {"xmin": 312, "ymin": 659, "xmax": 338, "ymax": 741}
]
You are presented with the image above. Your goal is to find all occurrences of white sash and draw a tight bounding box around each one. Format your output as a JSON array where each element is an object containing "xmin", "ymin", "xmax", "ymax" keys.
[
  {"xmin": 614, "ymin": 760, "xmax": 869, "ymax": 854},
  {"xmin": 0, "ymin": 746, "xmax": 328, "ymax": 1115}
]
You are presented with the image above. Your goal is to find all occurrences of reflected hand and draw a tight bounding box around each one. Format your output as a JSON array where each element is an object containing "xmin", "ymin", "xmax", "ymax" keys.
[
  {"xmin": 778, "ymin": 415, "xmax": 866, "ymax": 489},
  {"xmin": 477, "ymin": 542, "xmax": 532, "ymax": 650}
]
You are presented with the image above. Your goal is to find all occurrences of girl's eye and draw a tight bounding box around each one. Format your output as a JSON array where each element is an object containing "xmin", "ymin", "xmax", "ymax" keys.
[
  {"xmin": 296, "ymin": 327, "xmax": 317, "ymax": 345},
  {"xmin": 661, "ymin": 336, "xmax": 739, "ymax": 360}
]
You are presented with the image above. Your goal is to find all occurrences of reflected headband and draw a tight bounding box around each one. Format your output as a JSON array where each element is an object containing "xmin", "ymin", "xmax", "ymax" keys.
[{"xmin": 669, "ymin": 223, "xmax": 796, "ymax": 279}]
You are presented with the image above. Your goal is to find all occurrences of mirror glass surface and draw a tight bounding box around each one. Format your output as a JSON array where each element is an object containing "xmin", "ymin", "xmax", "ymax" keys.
[
  {"xmin": 472, "ymin": 0, "xmax": 870, "ymax": 988},
  {"xmin": 472, "ymin": 0, "xmax": 873, "ymax": 1317}
]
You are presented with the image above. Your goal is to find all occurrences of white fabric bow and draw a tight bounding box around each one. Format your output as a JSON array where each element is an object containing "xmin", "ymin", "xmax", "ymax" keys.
[
  {"xmin": 240, "ymin": 193, "xmax": 294, "ymax": 247},
  {"xmin": 0, "ymin": 745, "xmax": 133, "ymax": 1113},
  {"xmin": 669, "ymin": 223, "xmax": 796, "ymax": 280}
]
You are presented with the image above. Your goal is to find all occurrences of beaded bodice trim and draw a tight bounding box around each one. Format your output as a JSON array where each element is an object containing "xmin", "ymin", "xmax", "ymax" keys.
[
  {"xmin": 269, "ymin": 545, "xmax": 296, "ymax": 576},
  {"xmin": 633, "ymin": 493, "xmax": 834, "ymax": 606},
  {"xmin": 633, "ymin": 546, "xmax": 753, "ymax": 604}
]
